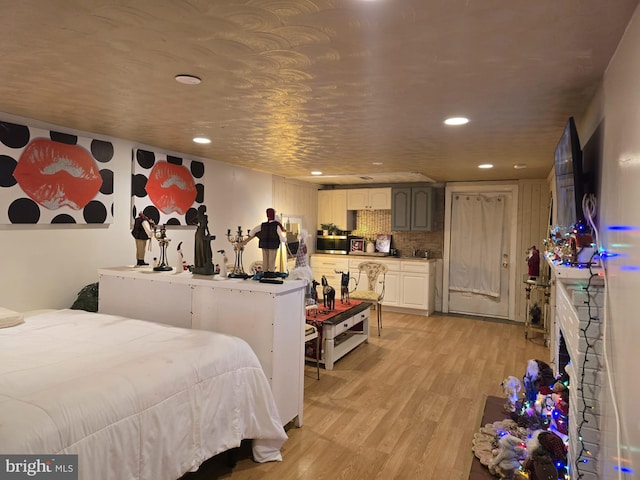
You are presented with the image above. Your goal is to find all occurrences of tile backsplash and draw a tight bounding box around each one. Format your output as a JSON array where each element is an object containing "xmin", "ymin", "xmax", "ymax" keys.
[{"xmin": 351, "ymin": 189, "xmax": 445, "ymax": 259}]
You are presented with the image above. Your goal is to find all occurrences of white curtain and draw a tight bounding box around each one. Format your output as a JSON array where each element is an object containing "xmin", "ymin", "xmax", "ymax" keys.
[{"xmin": 449, "ymin": 194, "xmax": 505, "ymax": 298}]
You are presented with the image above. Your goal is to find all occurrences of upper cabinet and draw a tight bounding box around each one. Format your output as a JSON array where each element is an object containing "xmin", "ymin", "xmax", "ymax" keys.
[
  {"xmin": 391, "ymin": 186, "xmax": 434, "ymax": 231},
  {"xmin": 347, "ymin": 187, "xmax": 391, "ymax": 210},
  {"xmin": 318, "ymin": 190, "xmax": 355, "ymax": 231}
]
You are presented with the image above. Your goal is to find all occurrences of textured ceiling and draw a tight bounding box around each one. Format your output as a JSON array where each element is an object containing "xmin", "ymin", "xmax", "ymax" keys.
[{"xmin": 1, "ymin": 0, "xmax": 638, "ymax": 185}]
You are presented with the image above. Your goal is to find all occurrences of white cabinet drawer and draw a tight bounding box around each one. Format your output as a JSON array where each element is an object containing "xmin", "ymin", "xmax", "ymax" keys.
[
  {"xmin": 327, "ymin": 308, "xmax": 370, "ymax": 338},
  {"xmin": 401, "ymin": 260, "xmax": 433, "ymax": 273},
  {"xmin": 349, "ymin": 257, "xmax": 400, "ymax": 272},
  {"xmin": 311, "ymin": 255, "xmax": 349, "ymax": 271}
]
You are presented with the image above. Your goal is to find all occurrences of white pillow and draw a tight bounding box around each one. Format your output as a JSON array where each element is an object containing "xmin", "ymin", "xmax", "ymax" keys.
[{"xmin": 0, "ymin": 307, "xmax": 25, "ymax": 328}]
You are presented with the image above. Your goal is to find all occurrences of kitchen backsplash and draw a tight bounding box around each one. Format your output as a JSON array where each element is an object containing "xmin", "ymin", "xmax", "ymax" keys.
[{"xmin": 351, "ymin": 188, "xmax": 445, "ymax": 259}]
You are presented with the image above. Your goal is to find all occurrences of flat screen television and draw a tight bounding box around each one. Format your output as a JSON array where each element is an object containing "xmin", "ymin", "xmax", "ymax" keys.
[{"xmin": 554, "ymin": 117, "xmax": 584, "ymax": 229}]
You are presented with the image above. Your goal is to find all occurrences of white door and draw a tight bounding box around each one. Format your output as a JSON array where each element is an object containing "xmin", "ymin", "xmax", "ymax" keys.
[{"xmin": 444, "ymin": 185, "xmax": 517, "ymax": 320}]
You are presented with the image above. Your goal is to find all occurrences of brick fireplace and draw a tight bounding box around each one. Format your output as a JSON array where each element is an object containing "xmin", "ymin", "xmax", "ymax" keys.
[{"xmin": 548, "ymin": 261, "xmax": 604, "ymax": 480}]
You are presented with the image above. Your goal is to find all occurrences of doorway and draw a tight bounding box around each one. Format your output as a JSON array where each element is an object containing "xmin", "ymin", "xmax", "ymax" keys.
[{"xmin": 443, "ymin": 183, "xmax": 518, "ymax": 320}]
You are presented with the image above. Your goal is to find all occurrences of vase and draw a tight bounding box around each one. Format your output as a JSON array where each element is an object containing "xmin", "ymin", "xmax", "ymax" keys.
[{"xmin": 366, "ymin": 241, "xmax": 375, "ymax": 253}]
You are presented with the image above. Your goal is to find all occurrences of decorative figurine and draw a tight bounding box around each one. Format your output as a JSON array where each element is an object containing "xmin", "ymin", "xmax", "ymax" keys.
[
  {"xmin": 190, "ymin": 205, "xmax": 216, "ymax": 275},
  {"xmin": 243, "ymin": 208, "xmax": 287, "ymax": 278},
  {"xmin": 290, "ymin": 230, "xmax": 313, "ymax": 283},
  {"xmin": 131, "ymin": 212, "xmax": 155, "ymax": 266},
  {"xmin": 527, "ymin": 245, "xmax": 540, "ymax": 277},
  {"xmin": 226, "ymin": 226, "xmax": 251, "ymax": 278},
  {"xmin": 321, "ymin": 275, "xmax": 336, "ymax": 310},
  {"xmin": 152, "ymin": 224, "xmax": 172, "ymax": 271},
  {"xmin": 336, "ymin": 270, "xmax": 350, "ymax": 304},
  {"xmin": 489, "ymin": 434, "xmax": 526, "ymax": 480},
  {"xmin": 214, "ymin": 249, "xmax": 228, "ymax": 277},
  {"xmin": 175, "ymin": 241, "xmax": 185, "ymax": 272}
]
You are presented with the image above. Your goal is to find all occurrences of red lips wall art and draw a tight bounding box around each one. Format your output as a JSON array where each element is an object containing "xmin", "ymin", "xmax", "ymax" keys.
[
  {"xmin": 131, "ymin": 149, "xmax": 204, "ymax": 227},
  {"xmin": 14, "ymin": 138, "xmax": 102, "ymax": 210},
  {"xmin": 0, "ymin": 121, "xmax": 114, "ymax": 224}
]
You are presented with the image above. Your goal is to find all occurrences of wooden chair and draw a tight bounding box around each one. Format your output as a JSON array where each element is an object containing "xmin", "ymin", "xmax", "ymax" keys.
[{"xmin": 348, "ymin": 261, "xmax": 387, "ymax": 336}]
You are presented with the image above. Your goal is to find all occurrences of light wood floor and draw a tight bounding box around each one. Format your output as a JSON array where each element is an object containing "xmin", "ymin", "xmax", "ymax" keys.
[{"xmin": 185, "ymin": 310, "xmax": 548, "ymax": 480}]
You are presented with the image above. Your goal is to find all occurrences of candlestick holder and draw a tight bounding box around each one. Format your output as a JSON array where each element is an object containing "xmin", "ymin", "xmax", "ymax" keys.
[
  {"xmin": 226, "ymin": 226, "xmax": 250, "ymax": 278},
  {"xmin": 153, "ymin": 225, "xmax": 173, "ymax": 272}
]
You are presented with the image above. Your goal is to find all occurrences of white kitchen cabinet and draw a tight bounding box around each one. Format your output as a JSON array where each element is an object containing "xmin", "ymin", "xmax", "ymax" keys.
[
  {"xmin": 310, "ymin": 255, "xmax": 350, "ymax": 293},
  {"xmin": 98, "ymin": 267, "xmax": 306, "ymax": 427},
  {"xmin": 318, "ymin": 190, "xmax": 355, "ymax": 231},
  {"xmin": 312, "ymin": 255, "xmax": 436, "ymax": 315},
  {"xmin": 347, "ymin": 188, "xmax": 391, "ymax": 210},
  {"xmin": 399, "ymin": 260, "xmax": 435, "ymax": 314}
]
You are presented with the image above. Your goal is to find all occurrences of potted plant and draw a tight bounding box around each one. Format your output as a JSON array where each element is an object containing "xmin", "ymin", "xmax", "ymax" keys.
[{"xmin": 321, "ymin": 223, "xmax": 339, "ymax": 236}]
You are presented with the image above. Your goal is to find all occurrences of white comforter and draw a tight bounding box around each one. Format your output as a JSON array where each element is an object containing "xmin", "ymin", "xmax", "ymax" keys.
[{"xmin": 0, "ymin": 309, "xmax": 287, "ymax": 480}]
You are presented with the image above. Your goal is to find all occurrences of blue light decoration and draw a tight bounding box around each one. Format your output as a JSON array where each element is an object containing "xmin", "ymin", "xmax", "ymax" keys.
[
  {"xmin": 620, "ymin": 265, "xmax": 640, "ymax": 271},
  {"xmin": 614, "ymin": 465, "xmax": 634, "ymax": 474},
  {"xmin": 607, "ymin": 225, "xmax": 639, "ymax": 231}
]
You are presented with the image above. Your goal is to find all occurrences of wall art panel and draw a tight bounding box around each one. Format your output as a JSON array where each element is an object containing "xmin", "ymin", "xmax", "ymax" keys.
[
  {"xmin": 131, "ymin": 148, "xmax": 204, "ymax": 226},
  {"xmin": 0, "ymin": 121, "xmax": 114, "ymax": 224}
]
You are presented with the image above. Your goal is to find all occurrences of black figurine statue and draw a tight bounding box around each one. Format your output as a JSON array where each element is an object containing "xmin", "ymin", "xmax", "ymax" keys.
[{"xmin": 190, "ymin": 205, "xmax": 216, "ymax": 275}]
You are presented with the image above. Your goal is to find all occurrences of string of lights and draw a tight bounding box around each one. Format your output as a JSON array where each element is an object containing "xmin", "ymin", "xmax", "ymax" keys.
[{"xmin": 573, "ymin": 254, "xmax": 600, "ymax": 479}]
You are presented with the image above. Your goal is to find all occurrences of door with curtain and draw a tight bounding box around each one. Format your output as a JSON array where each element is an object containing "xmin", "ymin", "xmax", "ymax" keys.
[{"xmin": 446, "ymin": 189, "xmax": 515, "ymax": 319}]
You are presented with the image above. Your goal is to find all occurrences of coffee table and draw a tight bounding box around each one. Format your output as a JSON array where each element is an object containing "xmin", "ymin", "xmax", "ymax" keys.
[{"xmin": 306, "ymin": 301, "xmax": 371, "ymax": 370}]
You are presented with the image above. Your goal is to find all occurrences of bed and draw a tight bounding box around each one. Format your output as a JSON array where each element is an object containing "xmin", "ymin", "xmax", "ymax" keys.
[{"xmin": 0, "ymin": 308, "xmax": 288, "ymax": 480}]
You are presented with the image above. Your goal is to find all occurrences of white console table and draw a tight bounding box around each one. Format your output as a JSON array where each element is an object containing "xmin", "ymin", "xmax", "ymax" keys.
[{"xmin": 98, "ymin": 267, "xmax": 306, "ymax": 427}]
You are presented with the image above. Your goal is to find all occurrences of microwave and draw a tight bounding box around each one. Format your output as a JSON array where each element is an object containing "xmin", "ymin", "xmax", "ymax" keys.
[{"xmin": 316, "ymin": 235, "xmax": 349, "ymax": 254}]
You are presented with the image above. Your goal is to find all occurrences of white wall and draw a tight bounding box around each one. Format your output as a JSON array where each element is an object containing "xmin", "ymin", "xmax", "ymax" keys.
[
  {"xmin": 0, "ymin": 113, "xmax": 291, "ymax": 311},
  {"xmin": 580, "ymin": 4, "xmax": 640, "ymax": 477}
]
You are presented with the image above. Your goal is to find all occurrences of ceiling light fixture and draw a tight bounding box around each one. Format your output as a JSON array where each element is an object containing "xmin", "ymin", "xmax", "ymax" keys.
[
  {"xmin": 175, "ymin": 74, "xmax": 202, "ymax": 85},
  {"xmin": 513, "ymin": 163, "xmax": 527, "ymax": 169},
  {"xmin": 193, "ymin": 137, "xmax": 211, "ymax": 144},
  {"xmin": 372, "ymin": 162, "xmax": 383, "ymax": 166},
  {"xmin": 478, "ymin": 164, "xmax": 493, "ymax": 169},
  {"xmin": 444, "ymin": 116, "xmax": 469, "ymax": 126},
  {"xmin": 311, "ymin": 171, "xmax": 323, "ymax": 176}
]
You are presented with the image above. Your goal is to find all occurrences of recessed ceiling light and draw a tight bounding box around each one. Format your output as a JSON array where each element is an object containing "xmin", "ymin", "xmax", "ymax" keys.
[
  {"xmin": 478, "ymin": 164, "xmax": 493, "ymax": 169},
  {"xmin": 513, "ymin": 163, "xmax": 527, "ymax": 169},
  {"xmin": 193, "ymin": 137, "xmax": 211, "ymax": 144},
  {"xmin": 444, "ymin": 117, "xmax": 469, "ymax": 126},
  {"xmin": 311, "ymin": 171, "xmax": 323, "ymax": 176},
  {"xmin": 175, "ymin": 74, "xmax": 201, "ymax": 85},
  {"xmin": 372, "ymin": 162, "xmax": 383, "ymax": 166}
]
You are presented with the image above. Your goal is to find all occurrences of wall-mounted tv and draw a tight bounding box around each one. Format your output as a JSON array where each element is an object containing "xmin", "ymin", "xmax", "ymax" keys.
[{"xmin": 554, "ymin": 117, "xmax": 584, "ymax": 229}]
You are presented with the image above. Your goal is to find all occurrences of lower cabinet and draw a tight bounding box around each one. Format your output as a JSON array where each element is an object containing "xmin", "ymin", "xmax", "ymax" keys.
[
  {"xmin": 312, "ymin": 254, "xmax": 435, "ymax": 315},
  {"xmin": 310, "ymin": 255, "xmax": 349, "ymax": 294},
  {"xmin": 396, "ymin": 260, "xmax": 435, "ymax": 314}
]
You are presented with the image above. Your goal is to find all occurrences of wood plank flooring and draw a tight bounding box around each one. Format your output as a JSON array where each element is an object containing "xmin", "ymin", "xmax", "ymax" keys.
[{"xmin": 183, "ymin": 311, "xmax": 548, "ymax": 480}]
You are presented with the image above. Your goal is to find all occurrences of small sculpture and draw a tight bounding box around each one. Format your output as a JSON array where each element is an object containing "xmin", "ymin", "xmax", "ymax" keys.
[
  {"xmin": 290, "ymin": 230, "xmax": 313, "ymax": 283},
  {"xmin": 527, "ymin": 245, "xmax": 540, "ymax": 277},
  {"xmin": 175, "ymin": 241, "xmax": 185, "ymax": 272},
  {"xmin": 489, "ymin": 434, "xmax": 526, "ymax": 480},
  {"xmin": 131, "ymin": 212, "xmax": 155, "ymax": 266},
  {"xmin": 335, "ymin": 270, "xmax": 350, "ymax": 304},
  {"xmin": 321, "ymin": 275, "xmax": 335, "ymax": 310},
  {"xmin": 190, "ymin": 205, "xmax": 216, "ymax": 275},
  {"xmin": 500, "ymin": 376, "xmax": 522, "ymax": 413}
]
